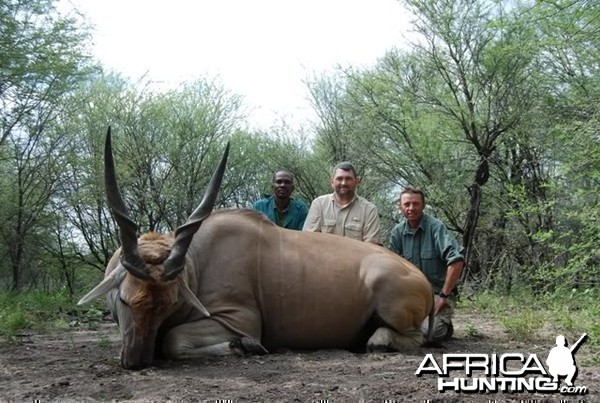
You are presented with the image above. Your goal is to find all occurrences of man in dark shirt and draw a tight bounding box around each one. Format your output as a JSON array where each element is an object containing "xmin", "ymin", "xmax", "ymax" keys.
[
  {"xmin": 388, "ymin": 186, "xmax": 465, "ymax": 341},
  {"xmin": 252, "ymin": 170, "xmax": 308, "ymax": 230}
]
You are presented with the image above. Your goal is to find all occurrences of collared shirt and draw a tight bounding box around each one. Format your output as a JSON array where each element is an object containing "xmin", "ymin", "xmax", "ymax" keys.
[
  {"xmin": 388, "ymin": 213, "xmax": 465, "ymax": 293},
  {"xmin": 252, "ymin": 196, "xmax": 308, "ymax": 231},
  {"xmin": 303, "ymin": 193, "xmax": 381, "ymax": 244}
]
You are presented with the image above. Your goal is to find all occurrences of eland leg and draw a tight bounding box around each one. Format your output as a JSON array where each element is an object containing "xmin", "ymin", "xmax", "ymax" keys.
[
  {"xmin": 366, "ymin": 297, "xmax": 427, "ymax": 351},
  {"xmin": 367, "ymin": 322, "xmax": 425, "ymax": 352},
  {"xmin": 362, "ymin": 256, "xmax": 431, "ymax": 352},
  {"xmin": 162, "ymin": 318, "xmax": 266, "ymax": 359}
]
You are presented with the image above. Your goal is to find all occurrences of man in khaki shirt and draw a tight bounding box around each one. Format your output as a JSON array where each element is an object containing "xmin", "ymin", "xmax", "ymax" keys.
[{"xmin": 303, "ymin": 162, "xmax": 381, "ymax": 244}]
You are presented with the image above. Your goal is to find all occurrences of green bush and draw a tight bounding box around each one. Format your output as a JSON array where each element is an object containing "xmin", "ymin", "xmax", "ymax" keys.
[
  {"xmin": 499, "ymin": 309, "xmax": 543, "ymax": 341},
  {"xmin": 460, "ymin": 287, "xmax": 600, "ymax": 363},
  {"xmin": 0, "ymin": 290, "xmax": 90, "ymax": 340},
  {"xmin": 0, "ymin": 310, "xmax": 30, "ymax": 338}
]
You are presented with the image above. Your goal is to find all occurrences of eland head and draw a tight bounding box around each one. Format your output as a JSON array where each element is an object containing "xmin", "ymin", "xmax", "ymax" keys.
[{"xmin": 78, "ymin": 127, "xmax": 229, "ymax": 369}]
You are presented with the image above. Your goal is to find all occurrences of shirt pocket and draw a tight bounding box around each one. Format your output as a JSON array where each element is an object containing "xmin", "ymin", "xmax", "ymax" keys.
[
  {"xmin": 321, "ymin": 219, "xmax": 337, "ymax": 234},
  {"xmin": 420, "ymin": 248, "xmax": 441, "ymax": 279},
  {"xmin": 421, "ymin": 248, "xmax": 439, "ymax": 260},
  {"xmin": 344, "ymin": 220, "xmax": 363, "ymax": 240}
]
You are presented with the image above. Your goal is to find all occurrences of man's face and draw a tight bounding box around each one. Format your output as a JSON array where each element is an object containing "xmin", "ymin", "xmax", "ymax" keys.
[
  {"xmin": 272, "ymin": 171, "xmax": 294, "ymax": 199},
  {"xmin": 399, "ymin": 192, "xmax": 425, "ymax": 222},
  {"xmin": 331, "ymin": 168, "xmax": 359, "ymax": 198}
]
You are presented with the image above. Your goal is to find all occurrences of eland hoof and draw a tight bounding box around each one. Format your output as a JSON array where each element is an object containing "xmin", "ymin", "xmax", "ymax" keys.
[{"xmin": 230, "ymin": 337, "xmax": 268, "ymax": 355}]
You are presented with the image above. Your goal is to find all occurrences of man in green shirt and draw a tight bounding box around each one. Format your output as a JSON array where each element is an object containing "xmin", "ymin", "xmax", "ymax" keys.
[
  {"xmin": 252, "ymin": 170, "xmax": 308, "ymax": 230},
  {"xmin": 388, "ymin": 186, "xmax": 465, "ymax": 341}
]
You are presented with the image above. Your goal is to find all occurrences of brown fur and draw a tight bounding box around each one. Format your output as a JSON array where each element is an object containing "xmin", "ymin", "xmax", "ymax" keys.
[
  {"xmin": 86, "ymin": 207, "xmax": 433, "ymax": 369},
  {"xmin": 138, "ymin": 232, "xmax": 174, "ymax": 266},
  {"xmin": 212, "ymin": 207, "xmax": 276, "ymax": 225}
]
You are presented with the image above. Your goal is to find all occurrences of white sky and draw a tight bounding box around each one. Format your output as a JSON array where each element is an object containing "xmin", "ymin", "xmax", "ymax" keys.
[{"xmin": 60, "ymin": 0, "xmax": 412, "ymax": 131}]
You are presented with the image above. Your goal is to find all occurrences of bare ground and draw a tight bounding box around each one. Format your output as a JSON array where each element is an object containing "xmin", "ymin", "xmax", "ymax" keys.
[{"xmin": 0, "ymin": 311, "xmax": 598, "ymax": 402}]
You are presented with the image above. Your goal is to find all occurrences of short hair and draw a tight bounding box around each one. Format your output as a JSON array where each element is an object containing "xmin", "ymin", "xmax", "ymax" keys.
[
  {"xmin": 331, "ymin": 162, "xmax": 358, "ymax": 177},
  {"xmin": 399, "ymin": 186, "xmax": 426, "ymax": 204},
  {"xmin": 272, "ymin": 169, "xmax": 295, "ymax": 183}
]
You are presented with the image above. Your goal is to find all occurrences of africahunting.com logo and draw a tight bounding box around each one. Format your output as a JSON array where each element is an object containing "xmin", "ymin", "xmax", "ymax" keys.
[{"xmin": 415, "ymin": 333, "xmax": 589, "ymax": 395}]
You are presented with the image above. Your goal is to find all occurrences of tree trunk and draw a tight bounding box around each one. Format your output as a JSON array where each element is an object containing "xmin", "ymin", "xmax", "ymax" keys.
[
  {"xmin": 461, "ymin": 157, "xmax": 490, "ymax": 282},
  {"xmin": 10, "ymin": 242, "xmax": 23, "ymax": 292}
]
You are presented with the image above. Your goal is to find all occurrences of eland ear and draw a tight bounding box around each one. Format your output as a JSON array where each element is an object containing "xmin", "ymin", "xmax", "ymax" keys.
[
  {"xmin": 177, "ymin": 276, "xmax": 210, "ymax": 317},
  {"xmin": 78, "ymin": 266, "xmax": 127, "ymax": 305}
]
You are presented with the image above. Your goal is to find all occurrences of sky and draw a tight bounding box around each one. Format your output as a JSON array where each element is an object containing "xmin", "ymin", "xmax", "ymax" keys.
[{"xmin": 60, "ymin": 0, "xmax": 413, "ymax": 131}]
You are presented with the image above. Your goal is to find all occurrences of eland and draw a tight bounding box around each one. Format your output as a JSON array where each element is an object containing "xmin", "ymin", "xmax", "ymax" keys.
[{"xmin": 79, "ymin": 128, "xmax": 435, "ymax": 369}]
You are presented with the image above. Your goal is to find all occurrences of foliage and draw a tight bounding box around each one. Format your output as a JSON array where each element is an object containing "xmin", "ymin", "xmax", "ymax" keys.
[
  {"xmin": 305, "ymin": 0, "xmax": 600, "ymax": 293},
  {"xmin": 0, "ymin": 290, "xmax": 113, "ymax": 342},
  {"xmin": 461, "ymin": 288, "xmax": 600, "ymax": 363},
  {"xmin": 499, "ymin": 309, "xmax": 544, "ymax": 342},
  {"xmin": 97, "ymin": 334, "xmax": 112, "ymax": 348},
  {"xmin": 0, "ymin": 0, "xmax": 95, "ymax": 291},
  {"xmin": 42, "ymin": 73, "xmax": 338, "ymax": 294},
  {"xmin": 0, "ymin": 0, "xmax": 95, "ymax": 146},
  {"xmin": 0, "ymin": 290, "xmax": 74, "ymax": 340},
  {"xmin": 0, "ymin": 0, "xmax": 597, "ymax": 301},
  {"xmin": 464, "ymin": 322, "xmax": 480, "ymax": 338}
]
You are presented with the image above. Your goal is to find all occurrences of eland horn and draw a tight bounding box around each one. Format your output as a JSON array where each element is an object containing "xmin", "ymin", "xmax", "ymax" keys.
[
  {"xmin": 104, "ymin": 127, "xmax": 149, "ymax": 280},
  {"xmin": 163, "ymin": 142, "xmax": 230, "ymax": 280}
]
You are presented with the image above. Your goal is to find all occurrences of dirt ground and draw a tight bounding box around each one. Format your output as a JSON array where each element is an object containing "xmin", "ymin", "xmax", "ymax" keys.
[{"xmin": 0, "ymin": 311, "xmax": 598, "ymax": 402}]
